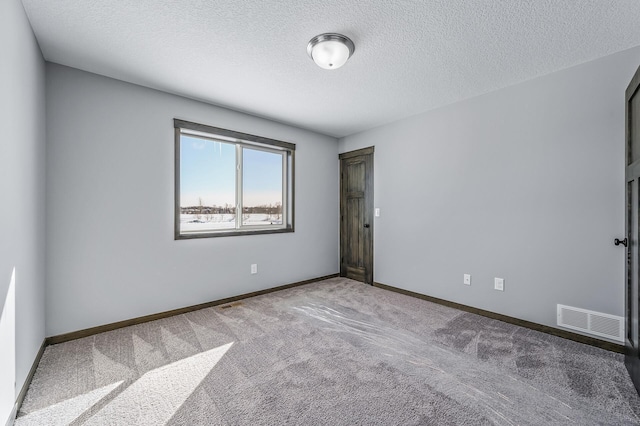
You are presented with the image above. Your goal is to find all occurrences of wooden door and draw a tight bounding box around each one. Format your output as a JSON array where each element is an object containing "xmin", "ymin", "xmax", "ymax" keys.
[
  {"xmin": 625, "ymin": 64, "xmax": 640, "ymax": 393},
  {"xmin": 340, "ymin": 147, "xmax": 374, "ymax": 284}
]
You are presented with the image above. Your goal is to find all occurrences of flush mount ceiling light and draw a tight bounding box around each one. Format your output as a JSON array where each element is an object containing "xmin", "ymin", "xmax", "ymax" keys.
[{"xmin": 307, "ymin": 33, "xmax": 355, "ymax": 70}]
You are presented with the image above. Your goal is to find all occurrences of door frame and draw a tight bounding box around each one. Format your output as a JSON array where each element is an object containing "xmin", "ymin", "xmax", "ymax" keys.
[
  {"xmin": 339, "ymin": 146, "xmax": 374, "ymax": 284},
  {"xmin": 625, "ymin": 63, "xmax": 640, "ymax": 393}
]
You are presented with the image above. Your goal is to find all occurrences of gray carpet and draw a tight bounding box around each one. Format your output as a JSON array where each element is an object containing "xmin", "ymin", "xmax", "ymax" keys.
[{"xmin": 16, "ymin": 277, "xmax": 640, "ymax": 425}]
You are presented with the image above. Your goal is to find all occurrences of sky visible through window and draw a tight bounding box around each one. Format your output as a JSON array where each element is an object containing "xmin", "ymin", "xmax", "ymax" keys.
[{"xmin": 180, "ymin": 136, "xmax": 282, "ymax": 208}]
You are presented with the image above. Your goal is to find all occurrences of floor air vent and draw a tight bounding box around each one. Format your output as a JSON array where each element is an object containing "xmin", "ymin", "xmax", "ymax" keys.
[
  {"xmin": 557, "ymin": 304, "xmax": 623, "ymax": 343},
  {"xmin": 220, "ymin": 302, "xmax": 243, "ymax": 309}
]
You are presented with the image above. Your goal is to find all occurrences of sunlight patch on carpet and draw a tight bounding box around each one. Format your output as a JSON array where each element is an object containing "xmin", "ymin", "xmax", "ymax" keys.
[
  {"xmin": 83, "ymin": 342, "xmax": 233, "ymax": 425},
  {"xmin": 15, "ymin": 381, "xmax": 123, "ymax": 426}
]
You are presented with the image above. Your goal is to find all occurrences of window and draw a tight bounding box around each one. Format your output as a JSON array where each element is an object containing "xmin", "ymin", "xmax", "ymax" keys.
[{"xmin": 174, "ymin": 119, "xmax": 294, "ymax": 239}]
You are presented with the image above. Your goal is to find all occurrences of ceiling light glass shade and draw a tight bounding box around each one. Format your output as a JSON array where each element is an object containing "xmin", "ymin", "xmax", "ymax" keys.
[{"xmin": 307, "ymin": 33, "xmax": 355, "ymax": 70}]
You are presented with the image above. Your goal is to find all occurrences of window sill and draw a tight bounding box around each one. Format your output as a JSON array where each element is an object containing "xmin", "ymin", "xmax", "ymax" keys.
[{"xmin": 175, "ymin": 227, "xmax": 294, "ymax": 240}]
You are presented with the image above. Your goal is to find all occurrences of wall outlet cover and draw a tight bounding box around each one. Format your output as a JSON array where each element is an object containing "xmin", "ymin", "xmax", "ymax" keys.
[
  {"xmin": 494, "ymin": 277, "xmax": 504, "ymax": 291},
  {"xmin": 464, "ymin": 274, "xmax": 471, "ymax": 285}
]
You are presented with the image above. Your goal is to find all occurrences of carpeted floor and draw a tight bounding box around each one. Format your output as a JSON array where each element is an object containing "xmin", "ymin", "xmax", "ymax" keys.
[{"xmin": 15, "ymin": 277, "xmax": 640, "ymax": 425}]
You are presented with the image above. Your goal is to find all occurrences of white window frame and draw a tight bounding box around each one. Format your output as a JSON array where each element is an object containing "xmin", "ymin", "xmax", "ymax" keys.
[{"xmin": 174, "ymin": 119, "xmax": 295, "ymax": 239}]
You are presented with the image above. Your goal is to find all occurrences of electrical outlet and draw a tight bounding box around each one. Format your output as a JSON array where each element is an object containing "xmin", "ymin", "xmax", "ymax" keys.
[
  {"xmin": 251, "ymin": 264, "xmax": 258, "ymax": 274},
  {"xmin": 494, "ymin": 277, "xmax": 504, "ymax": 291},
  {"xmin": 375, "ymin": 208, "xmax": 380, "ymax": 217},
  {"xmin": 463, "ymin": 274, "xmax": 471, "ymax": 285}
]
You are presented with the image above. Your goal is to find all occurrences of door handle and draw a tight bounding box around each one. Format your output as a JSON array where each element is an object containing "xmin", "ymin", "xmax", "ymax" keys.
[
  {"xmin": 364, "ymin": 224, "xmax": 370, "ymax": 228},
  {"xmin": 615, "ymin": 238, "xmax": 628, "ymax": 247}
]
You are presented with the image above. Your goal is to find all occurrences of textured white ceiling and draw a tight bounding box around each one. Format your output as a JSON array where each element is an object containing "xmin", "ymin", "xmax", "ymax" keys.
[{"xmin": 20, "ymin": 0, "xmax": 640, "ymax": 137}]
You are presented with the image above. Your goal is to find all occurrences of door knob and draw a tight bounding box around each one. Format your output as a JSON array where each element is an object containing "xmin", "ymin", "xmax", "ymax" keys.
[
  {"xmin": 363, "ymin": 224, "xmax": 370, "ymax": 228},
  {"xmin": 615, "ymin": 238, "xmax": 628, "ymax": 247}
]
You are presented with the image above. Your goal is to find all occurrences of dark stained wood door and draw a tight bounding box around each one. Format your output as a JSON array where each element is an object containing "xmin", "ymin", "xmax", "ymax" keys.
[
  {"xmin": 340, "ymin": 147, "xmax": 374, "ymax": 284},
  {"xmin": 625, "ymin": 63, "xmax": 640, "ymax": 393}
]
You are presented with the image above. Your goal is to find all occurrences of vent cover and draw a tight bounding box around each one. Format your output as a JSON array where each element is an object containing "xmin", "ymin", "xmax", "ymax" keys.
[{"xmin": 557, "ymin": 304, "xmax": 623, "ymax": 343}]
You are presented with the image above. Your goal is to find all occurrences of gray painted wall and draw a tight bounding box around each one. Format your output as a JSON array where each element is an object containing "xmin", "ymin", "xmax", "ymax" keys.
[
  {"xmin": 339, "ymin": 47, "xmax": 640, "ymax": 338},
  {"xmin": 0, "ymin": 0, "xmax": 46, "ymax": 422},
  {"xmin": 45, "ymin": 64, "xmax": 339, "ymax": 337}
]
